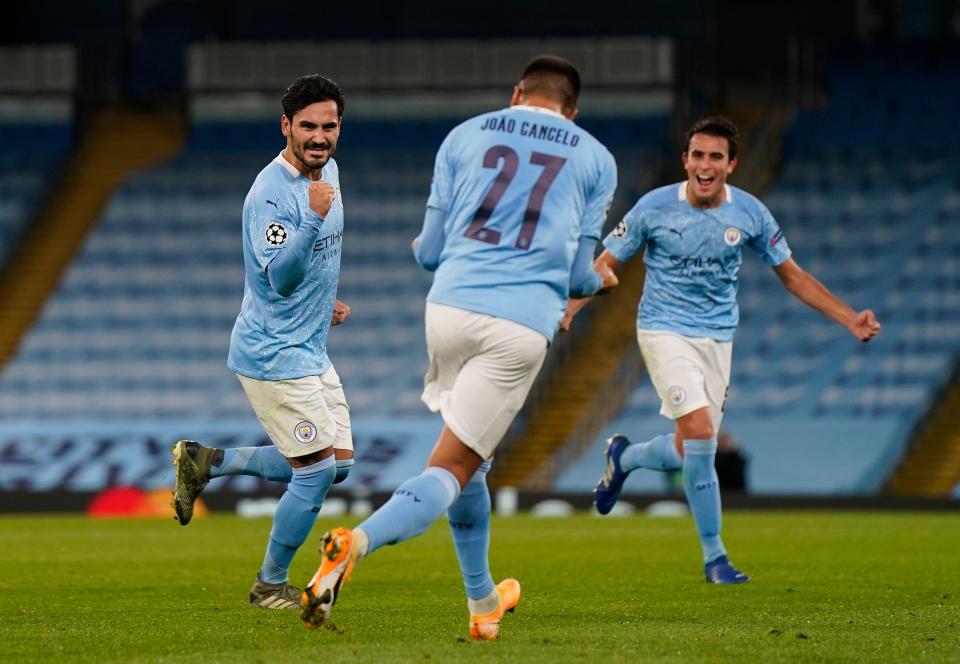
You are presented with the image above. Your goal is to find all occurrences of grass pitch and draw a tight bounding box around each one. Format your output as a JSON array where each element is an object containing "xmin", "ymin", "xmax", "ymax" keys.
[{"xmin": 1, "ymin": 511, "xmax": 958, "ymax": 663}]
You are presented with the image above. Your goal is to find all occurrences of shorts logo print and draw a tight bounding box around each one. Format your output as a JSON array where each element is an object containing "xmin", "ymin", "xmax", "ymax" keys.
[
  {"xmin": 294, "ymin": 420, "xmax": 317, "ymax": 444},
  {"xmin": 668, "ymin": 385, "xmax": 687, "ymax": 406},
  {"xmin": 723, "ymin": 227, "xmax": 742, "ymax": 246}
]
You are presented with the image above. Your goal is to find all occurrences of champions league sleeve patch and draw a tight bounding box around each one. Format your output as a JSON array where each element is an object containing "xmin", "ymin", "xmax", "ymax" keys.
[{"xmin": 266, "ymin": 223, "xmax": 288, "ymax": 246}]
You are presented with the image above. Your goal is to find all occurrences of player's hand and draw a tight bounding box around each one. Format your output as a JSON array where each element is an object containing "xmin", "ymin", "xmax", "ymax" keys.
[
  {"xmin": 331, "ymin": 299, "xmax": 351, "ymax": 326},
  {"xmin": 308, "ymin": 180, "xmax": 336, "ymax": 219},
  {"xmin": 560, "ymin": 306, "xmax": 575, "ymax": 333},
  {"xmin": 847, "ymin": 309, "xmax": 880, "ymax": 342},
  {"xmin": 596, "ymin": 261, "xmax": 619, "ymax": 294}
]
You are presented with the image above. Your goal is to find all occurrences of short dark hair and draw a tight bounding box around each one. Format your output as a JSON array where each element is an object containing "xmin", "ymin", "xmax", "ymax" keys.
[
  {"xmin": 519, "ymin": 55, "xmax": 581, "ymax": 111},
  {"xmin": 684, "ymin": 116, "xmax": 739, "ymax": 160},
  {"xmin": 282, "ymin": 74, "xmax": 345, "ymax": 121}
]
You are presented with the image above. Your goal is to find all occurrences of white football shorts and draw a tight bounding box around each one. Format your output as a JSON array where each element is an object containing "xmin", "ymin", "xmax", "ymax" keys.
[
  {"xmin": 636, "ymin": 329, "xmax": 732, "ymax": 429},
  {"xmin": 236, "ymin": 366, "xmax": 353, "ymax": 458},
  {"xmin": 422, "ymin": 302, "xmax": 549, "ymax": 459}
]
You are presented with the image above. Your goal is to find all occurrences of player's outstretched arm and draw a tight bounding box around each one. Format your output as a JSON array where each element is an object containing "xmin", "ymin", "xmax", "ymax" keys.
[
  {"xmin": 773, "ymin": 257, "xmax": 880, "ymax": 342},
  {"xmin": 560, "ymin": 250, "xmax": 621, "ymax": 332}
]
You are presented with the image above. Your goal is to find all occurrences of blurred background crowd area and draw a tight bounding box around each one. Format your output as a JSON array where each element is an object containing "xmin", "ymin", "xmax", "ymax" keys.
[{"xmin": 1, "ymin": 0, "xmax": 959, "ymax": 506}]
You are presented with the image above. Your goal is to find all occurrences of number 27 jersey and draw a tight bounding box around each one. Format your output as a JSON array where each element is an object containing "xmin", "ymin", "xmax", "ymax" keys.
[{"xmin": 426, "ymin": 105, "xmax": 617, "ymax": 340}]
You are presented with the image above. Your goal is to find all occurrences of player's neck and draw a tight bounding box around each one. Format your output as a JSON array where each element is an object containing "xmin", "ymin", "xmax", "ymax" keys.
[
  {"xmin": 513, "ymin": 96, "xmax": 566, "ymax": 117},
  {"xmin": 685, "ymin": 183, "xmax": 726, "ymax": 210},
  {"xmin": 282, "ymin": 147, "xmax": 323, "ymax": 180}
]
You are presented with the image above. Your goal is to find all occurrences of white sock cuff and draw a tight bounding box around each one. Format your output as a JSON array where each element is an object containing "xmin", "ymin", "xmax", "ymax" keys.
[
  {"xmin": 423, "ymin": 466, "xmax": 461, "ymax": 504},
  {"xmin": 682, "ymin": 437, "xmax": 718, "ymax": 455}
]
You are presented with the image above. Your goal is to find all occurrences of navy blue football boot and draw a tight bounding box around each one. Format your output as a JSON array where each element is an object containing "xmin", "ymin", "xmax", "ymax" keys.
[
  {"xmin": 704, "ymin": 555, "xmax": 750, "ymax": 584},
  {"xmin": 594, "ymin": 434, "xmax": 632, "ymax": 515}
]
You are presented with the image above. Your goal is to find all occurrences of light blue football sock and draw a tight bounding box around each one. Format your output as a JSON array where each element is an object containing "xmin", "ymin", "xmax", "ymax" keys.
[
  {"xmin": 447, "ymin": 460, "xmax": 495, "ymax": 601},
  {"xmin": 210, "ymin": 446, "xmax": 292, "ymax": 483},
  {"xmin": 334, "ymin": 458, "xmax": 354, "ymax": 484},
  {"xmin": 259, "ymin": 456, "xmax": 336, "ymax": 584},
  {"xmin": 682, "ymin": 438, "xmax": 726, "ymax": 564},
  {"xmin": 357, "ymin": 466, "xmax": 460, "ymax": 557},
  {"xmin": 619, "ymin": 433, "xmax": 681, "ymax": 473}
]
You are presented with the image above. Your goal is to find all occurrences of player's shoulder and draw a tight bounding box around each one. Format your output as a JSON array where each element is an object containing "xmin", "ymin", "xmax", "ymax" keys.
[
  {"xmin": 323, "ymin": 157, "xmax": 340, "ymax": 181},
  {"xmin": 728, "ymin": 185, "xmax": 771, "ymax": 220},
  {"xmin": 630, "ymin": 182, "xmax": 684, "ymax": 217},
  {"xmin": 247, "ymin": 157, "xmax": 298, "ymax": 212}
]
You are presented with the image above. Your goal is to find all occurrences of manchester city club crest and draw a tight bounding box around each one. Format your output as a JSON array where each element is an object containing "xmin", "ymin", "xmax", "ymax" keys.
[
  {"xmin": 294, "ymin": 420, "xmax": 318, "ymax": 444},
  {"xmin": 668, "ymin": 385, "xmax": 687, "ymax": 406},
  {"xmin": 724, "ymin": 227, "xmax": 742, "ymax": 246}
]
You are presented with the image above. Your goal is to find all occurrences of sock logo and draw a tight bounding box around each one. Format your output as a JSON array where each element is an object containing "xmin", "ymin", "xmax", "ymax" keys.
[
  {"xmin": 311, "ymin": 505, "xmax": 321, "ymax": 513},
  {"xmin": 448, "ymin": 520, "xmax": 473, "ymax": 530},
  {"xmin": 695, "ymin": 480, "xmax": 717, "ymax": 491},
  {"xmin": 395, "ymin": 488, "xmax": 421, "ymax": 503}
]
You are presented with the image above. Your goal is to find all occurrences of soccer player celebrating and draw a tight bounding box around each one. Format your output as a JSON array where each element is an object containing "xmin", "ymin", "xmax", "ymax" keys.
[
  {"xmin": 170, "ymin": 75, "xmax": 355, "ymax": 609},
  {"xmin": 299, "ymin": 56, "xmax": 618, "ymax": 638},
  {"xmin": 565, "ymin": 117, "xmax": 881, "ymax": 584}
]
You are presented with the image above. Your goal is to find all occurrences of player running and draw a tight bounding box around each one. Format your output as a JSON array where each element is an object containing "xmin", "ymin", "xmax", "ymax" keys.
[
  {"xmin": 170, "ymin": 74, "xmax": 355, "ymax": 609},
  {"xmin": 299, "ymin": 55, "xmax": 618, "ymax": 638},
  {"xmin": 564, "ymin": 117, "xmax": 881, "ymax": 584}
]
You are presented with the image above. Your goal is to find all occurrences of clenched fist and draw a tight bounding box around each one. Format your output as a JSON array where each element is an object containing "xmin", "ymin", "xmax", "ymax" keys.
[
  {"xmin": 331, "ymin": 299, "xmax": 351, "ymax": 326},
  {"xmin": 309, "ymin": 180, "xmax": 336, "ymax": 219},
  {"xmin": 847, "ymin": 309, "xmax": 881, "ymax": 342}
]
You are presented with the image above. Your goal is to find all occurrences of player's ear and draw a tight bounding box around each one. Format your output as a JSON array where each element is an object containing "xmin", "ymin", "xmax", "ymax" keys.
[
  {"xmin": 281, "ymin": 113, "xmax": 290, "ymax": 138},
  {"xmin": 564, "ymin": 106, "xmax": 578, "ymax": 121},
  {"xmin": 727, "ymin": 157, "xmax": 738, "ymax": 175},
  {"xmin": 510, "ymin": 85, "xmax": 522, "ymax": 106}
]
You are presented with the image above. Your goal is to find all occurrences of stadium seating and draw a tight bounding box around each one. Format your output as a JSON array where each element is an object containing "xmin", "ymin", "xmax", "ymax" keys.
[
  {"xmin": 0, "ymin": 114, "xmax": 666, "ymax": 491},
  {"xmin": 0, "ymin": 120, "xmax": 72, "ymax": 268},
  {"xmin": 556, "ymin": 56, "xmax": 960, "ymax": 495}
]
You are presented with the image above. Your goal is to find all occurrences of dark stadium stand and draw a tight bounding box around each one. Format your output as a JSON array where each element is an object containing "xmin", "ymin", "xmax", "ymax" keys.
[{"xmin": 0, "ymin": 119, "xmax": 72, "ymax": 268}]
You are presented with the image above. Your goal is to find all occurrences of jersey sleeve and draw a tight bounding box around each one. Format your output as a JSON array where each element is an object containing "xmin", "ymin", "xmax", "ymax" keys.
[
  {"xmin": 247, "ymin": 188, "xmax": 304, "ymax": 270},
  {"xmin": 746, "ymin": 202, "xmax": 791, "ymax": 266},
  {"xmin": 602, "ymin": 197, "xmax": 649, "ymax": 262},
  {"xmin": 426, "ymin": 130, "xmax": 457, "ymax": 212},
  {"xmin": 579, "ymin": 149, "xmax": 617, "ymax": 240}
]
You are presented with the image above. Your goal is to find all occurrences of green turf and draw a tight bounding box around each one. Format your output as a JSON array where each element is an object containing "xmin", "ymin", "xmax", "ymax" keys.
[{"xmin": 1, "ymin": 511, "xmax": 958, "ymax": 662}]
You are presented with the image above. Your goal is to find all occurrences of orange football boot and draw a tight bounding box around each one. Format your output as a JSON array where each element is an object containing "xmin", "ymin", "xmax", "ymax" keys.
[
  {"xmin": 300, "ymin": 527, "xmax": 359, "ymax": 628},
  {"xmin": 469, "ymin": 578, "xmax": 521, "ymax": 640}
]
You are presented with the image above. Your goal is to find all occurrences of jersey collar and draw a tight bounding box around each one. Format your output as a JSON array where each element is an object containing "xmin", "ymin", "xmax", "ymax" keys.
[
  {"xmin": 678, "ymin": 181, "xmax": 733, "ymax": 205},
  {"xmin": 510, "ymin": 104, "xmax": 566, "ymax": 119},
  {"xmin": 274, "ymin": 150, "xmax": 303, "ymax": 178}
]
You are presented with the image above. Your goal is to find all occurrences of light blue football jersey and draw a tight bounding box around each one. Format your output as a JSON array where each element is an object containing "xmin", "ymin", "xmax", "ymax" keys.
[
  {"xmin": 603, "ymin": 181, "xmax": 791, "ymax": 341},
  {"xmin": 425, "ymin": 105, "xmax": 617, "ymax": 340},
  {"xmin": 228, "ymin": 153, "xmax": 344, "ymax": 379}
]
